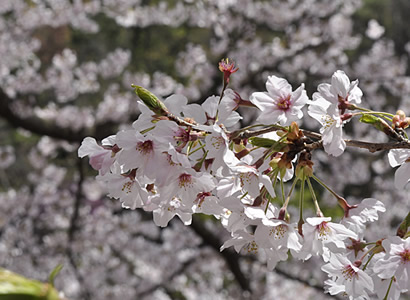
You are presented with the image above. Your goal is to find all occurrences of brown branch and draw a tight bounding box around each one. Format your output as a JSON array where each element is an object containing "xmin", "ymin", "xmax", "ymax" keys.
[{"xmin": 232, "ymin": 126, "xmax": 410, "ymax": 153}]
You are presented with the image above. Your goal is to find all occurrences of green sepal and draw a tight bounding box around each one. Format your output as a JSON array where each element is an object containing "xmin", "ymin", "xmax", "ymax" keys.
[
  {"xmin": 248, "ymin": 137, "xmax": 287, "ymax": 151},
  {"xmin": 132, "ymin": 85, "xmax": 168, "ymax": 116},
  {"xmin": 359, "ymin": 114, "xmax": 382, "ymax": 128},
  {"xmin": 397, "ymin": 212, "xmax": 410, "ymax": 239},
  {"xmin": 359, "ymin": 114, "xmax": 396, "ymax": 137}
]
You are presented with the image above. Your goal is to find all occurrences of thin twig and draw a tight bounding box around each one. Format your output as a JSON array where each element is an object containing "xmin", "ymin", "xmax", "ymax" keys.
[{"xmin": 230, "ymin": 126, "xmax": 410, "ymax": 153}]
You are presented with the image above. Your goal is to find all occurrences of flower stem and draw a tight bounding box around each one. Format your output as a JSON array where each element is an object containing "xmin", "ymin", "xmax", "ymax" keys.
[
  {"xmin": 307, "ymin": 177, "xmax": 323, "ymax": 217},
  {"xmin": 282, "ymin": 177, "xmax": 299, "ymax": 210},
  {"xmin": 353, "ymin": 106, "xmax": 394, "ymax": 121},
  {"xmin": 298, "ymin": 179, "xmax": 305, "ymax": 235},
  {"xmin": 362, "ymin": 252, "xmax": 375, "ymax": 271},
  {"xmin": 312, "ymin": 174, "xmax": 341, "ymax": 200},
  {"xmin": 280, "ymin": 175, "xmax": 286, "ymax": 204},
  {"xmin": 383, "ymin": 276, "xmax": 395, "ymax": 300}
]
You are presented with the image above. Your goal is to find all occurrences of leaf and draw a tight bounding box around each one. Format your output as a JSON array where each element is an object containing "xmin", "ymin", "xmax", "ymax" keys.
[
  {"xmin": 48, "ymin": 265, "xmax": 63, "ymax": 286},
  {"xmin": 248, "ymin": 137, "xmax": 287, "ymax": 151}
]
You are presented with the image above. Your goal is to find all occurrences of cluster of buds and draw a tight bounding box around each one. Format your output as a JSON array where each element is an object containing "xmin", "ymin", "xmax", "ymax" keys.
[{"xmin": 392, "ymin": 110, "xmax": 410, "ymax": 130}]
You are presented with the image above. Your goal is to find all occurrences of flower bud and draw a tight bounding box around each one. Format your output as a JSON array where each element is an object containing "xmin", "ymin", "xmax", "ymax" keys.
[
  {"xmin": 132, "ymin": 85, "xmax": 168, "ymax": 116},
  {"xmin": 295, "ymin": 151, "xmax": 314, "ymax": 180},
  {"xmin": 359, "ymin": 114, "xmax": 398, "ymax": 139},
  {"xmin": 396, "ymin": 110, "xmax": 406, "ymax": 119},
  {"xmin": 219, "ymin": 58, "xmax": 238, "ymax": 85}
]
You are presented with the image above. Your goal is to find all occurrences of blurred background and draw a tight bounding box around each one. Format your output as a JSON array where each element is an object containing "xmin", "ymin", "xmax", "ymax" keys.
[{"xmin": 0, "ymin": 0, "xmax": 409, "ymax": 299}]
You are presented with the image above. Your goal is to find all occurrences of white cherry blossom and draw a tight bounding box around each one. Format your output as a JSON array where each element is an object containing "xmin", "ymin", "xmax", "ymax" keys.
[
  {"xmin": 299, "ymin": 217, "xmax": 358, "ymax": 261},
  {"xmin": 250, "ymin": 75, "xmax": 308, "ymax": 126},
  {"xmin": 322, "ymin": 254, "xmax": 373, "ymax": 300},
  {"xmin": 373, "ymin": 236, "xmax": 410, "ymax": 291}
]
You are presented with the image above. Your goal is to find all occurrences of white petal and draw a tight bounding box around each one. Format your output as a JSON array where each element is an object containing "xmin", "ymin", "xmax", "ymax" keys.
[
  {"xmin": 394, "ymin": 163, "xmax": 410, "ymax": 189},
  {"xmin": 388, "ymin": 149, "xmax": 410, "ymax": 167}
]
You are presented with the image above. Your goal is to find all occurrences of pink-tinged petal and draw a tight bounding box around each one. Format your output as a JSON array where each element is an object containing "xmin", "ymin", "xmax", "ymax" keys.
[
  {"xmin": 257, "ymin": 109, "xmax": 283, "ymax": 124},
  {"xmin": 287, "ymin": 230, "xmax": 302, "ymax": 251},
  {"xmin": 223, "ymin": 111, "xmax": 242, "ymax": 128},
  {"xmin": 164, "ymin": 94, "xmax": 188, "ymax": 115},
  {"xmin": 291, "ymin": 84, "xmax": 308, "ymax": 107},
  {"xmin": 321, "ymin": 261, "xmax": 340, "ymax": 274},
  {"xmin": 324, "ymin": 279, "xmax": 345, "ymax": 295},
  {"xmin": 348, "ymin": 81, "xmax": 363, "ymax": 104},
  {"xmin": 183, "ymin": 103, "xmax": 207, "ymax": 124},
  {"xmin": 388, "ymin": 149, "xmax": 410, "ymax": 167},
  {"xmin": 306, "ymin": 217, "xmax": 332, "ymax": 226},
  {"xmin": 115, "ymin": 130, "xmax": 138, "ymax": 148},
  {"xmin": 265, "ymin": 247, "xmax": 288, "ymax": 271},
  {"xmin": 250, "ymin": 92, "xmax": 275, "ymax": 111},
  {"xmin": 202, "ymin": 95, "xmax": 219, "ymax": 119},
  {"xmin": 266, "ymin": 75, "xmax": 292, "ymax": 97},
  {"xmin": 153, "ymin": 207, "xmax": 175, "ymax": 227},
  {"xmin": 374, "ymin": 258, "xmax": 400, "ymax": 279},
  {"xmin": 317, "ymin": 83, "xmax": 334, "ymax": 102},
  {"xmin": 78, "ymin": 137, "xmax": 102, "ymax": 158},
  {"xmin": 176, "ymin": 211, "xmax": 193, "ymax": 226},
  {"xmin": 331, "ymin": 70, "xmax": 350, "ymax": 99},
  {"xmin": 394, "ymin": 162, "xmax": 410, "ymax": 189},
  {"xmin": 259, "ymin": 174, "xmax": 276, "ymax": 198},
  {"xmin": 328, "ymin": 223, "xmax": 358, "ymax": 240},
  {"xmin": 101, "ymin": 135, "xmax": 116, "ymax": 146},
  {"xmin": 89, "ymin": 152, "xmax": 106, "ymax": 170}
]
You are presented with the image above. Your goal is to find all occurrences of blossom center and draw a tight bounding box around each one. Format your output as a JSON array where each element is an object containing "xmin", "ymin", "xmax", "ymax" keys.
[
  {"xmin": 398, "ymin": 248, "xmax": 410, "ymax": 264},
  {"xmin": 121, "ymin": 180, "xmax": 133, "ymax": 194},
  {"xmin": 321, "ymin": 114, "xmax": 336, "ymax": 129},
  {"xmin": 276, "ymin": 95, "xmax": 291, "ymax": 111},
  {"xmin": 317, "ymin": 221, "xmax": 331, "ymax": 240},
  {"xmin": 341, "ymin": 264, "xmax": 358, "ymax": 281},
  {"xmin": 178, "ymin": 173, "xmax": 193, "ymax": 189},
  {"xmin": 211, "ymin": 136, "xmax": 225, "ymax": 150},
  {"xmin": 246, "ymin": 240, "xmax": 258, "ymax": 254},
  {"xmin": 269, "ymin": 224, "xmax": 287, "ymax": 240},
  {"xmin": 195, "ymin": 192, "xmax": 211, "ymax": 207},
  {"xmin": 239, "ymin": 172, "xmax": 255, "ymax": 186},
  {"xmin": 136, "ymin": 140, "xmax": 153, "ymax": 155}
]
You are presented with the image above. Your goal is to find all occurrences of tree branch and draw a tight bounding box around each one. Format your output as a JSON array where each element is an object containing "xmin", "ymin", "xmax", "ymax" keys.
[
  {"xmin": 0, "ymin": 89, "xmax": 120, "ymax": 142},
  {"xmin": 233, "ymin": 125, "xmax": 410, "ymax": 153},
  {"xmin": 190, "ymin": 216, "xmax": 252, "ymax": 292}
]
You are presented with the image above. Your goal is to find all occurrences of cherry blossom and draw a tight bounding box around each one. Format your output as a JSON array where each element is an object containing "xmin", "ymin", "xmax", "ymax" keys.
[
  {"xmin": 250, "ymin": 75, "xmax": 308, "ymax": 126},
  {"xmin": 299, "ymin": 217, "xmax": 358, "ymax": 261},
  {"xmin": 373, "ymin": 236, "xmax": 410, "ymax": 291},
  {"xmin": 341, "ymin": 198, "xmax": 386, "ymax": 234},
  {"xmin": 322, "ymin": 254, "xmax": 374, "ymax": 299}
]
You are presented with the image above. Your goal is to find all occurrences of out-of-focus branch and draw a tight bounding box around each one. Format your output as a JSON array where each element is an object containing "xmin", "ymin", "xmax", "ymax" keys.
[
  {"xmin": 190, "ymin": 216, "xmax": 251, "ymax": 292},
  {"xmin": 0, "ymin": 90, "xmax": 119, "ymax": 142},
  {"xmin": 68, "ymin": 157, "xmax": 84, "ymax": 241},
  {"xmin": 136, "ymin": 257, "xmax": 196, "ymax": 298},
  {"xmin": 66, "ymin": 157, "xmax": 92, "ymax": 300}
]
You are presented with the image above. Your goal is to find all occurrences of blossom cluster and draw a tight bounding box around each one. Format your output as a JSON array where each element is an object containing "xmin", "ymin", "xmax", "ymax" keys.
[{"xmin": 80, "ymin": 68, "xmax": 410, "ymax": 300}]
